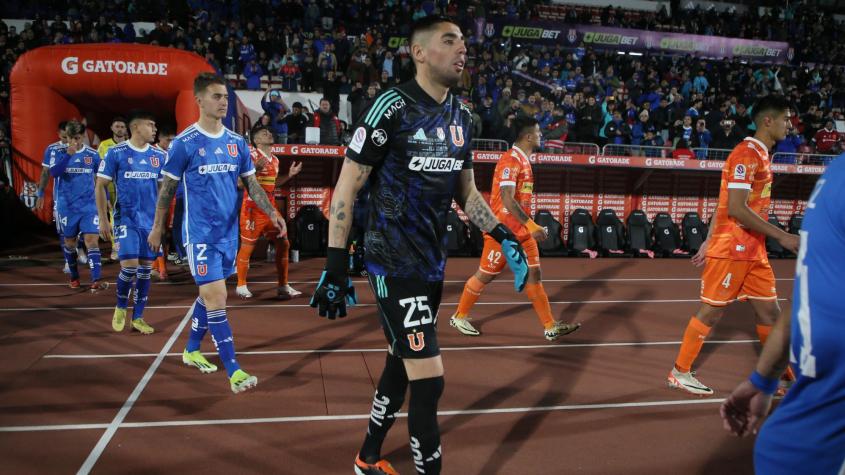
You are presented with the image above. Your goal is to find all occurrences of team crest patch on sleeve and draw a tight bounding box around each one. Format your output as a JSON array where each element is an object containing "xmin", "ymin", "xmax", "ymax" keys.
[
  {"xmin": 98, "ymin": 160, "xmax": 106, "ymax": 172},
  {"xmin": 449, "ymin": 125, "xmax": 464, "ymax": 146},
  {"xmin": 733, "ymin": 164, "xmax": 746, "ymax": 180},
  {"xmin": 502, "ymin": 168, "xmax": 511, "ymax": 179},
  {"xmin": 227, "ymin": 144, "xmax": 239, "ymax": 157},
  {"xmin": 349, "ymin": 126, "xmax": 366, "ymax": 153}
]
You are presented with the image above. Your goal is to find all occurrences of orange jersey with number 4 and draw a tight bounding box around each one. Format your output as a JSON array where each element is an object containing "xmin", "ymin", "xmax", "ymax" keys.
[
  {"xmin": 489, "ymin": 146, "xmax": 534, "ymax": 241},
  {"xmin": 243, "ymin": 147, "xmax": 279, "ymax": 210},
  {"xmin": 705, "ymin": 137, "xmax": 773, "ymax": 261}
]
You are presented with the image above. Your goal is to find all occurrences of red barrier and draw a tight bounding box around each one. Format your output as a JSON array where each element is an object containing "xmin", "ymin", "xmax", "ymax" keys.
[{"xmin": 269, "ymin": 146, "xmax": 821, "ymax": 231}]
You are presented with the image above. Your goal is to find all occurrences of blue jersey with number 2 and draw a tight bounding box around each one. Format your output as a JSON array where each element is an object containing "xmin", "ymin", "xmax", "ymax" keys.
[{"xmin": 754, "ymin": 155, "xmax": 845, "ymax": 475}]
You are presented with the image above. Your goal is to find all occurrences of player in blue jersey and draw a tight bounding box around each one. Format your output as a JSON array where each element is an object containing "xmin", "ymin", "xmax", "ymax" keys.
[
  {"xmin": 148, "ymin": 73, "xmax": 286, "ymax": 394},
  {"xmin": 310, "ymin": 16, "xmax": 528, "ymax": 475},
  {"xmin": 720, "ymin": 154, "xmax": 845, "ymax": 474},
  {"xmin": 49, "ymin": 120, "xmax": 107, "ymax": 291},
  {"xmin": 96, "ymin": 110, "xmax": 166, "ymax": 336},
  {"xmin": 35, "ymin": 121, "xmax": 68, "ymax": 211}
]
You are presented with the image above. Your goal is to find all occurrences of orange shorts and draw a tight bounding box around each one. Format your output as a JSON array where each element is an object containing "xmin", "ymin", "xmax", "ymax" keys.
[
  {"xmin": 700, "ymin": 257, "xmax": 777, "ymax": 307},
  {"xmin": 478, "ymin": 234, "xmax": 540, "ymax": 275},
  {"xmin": 239, "ymin": 205, "xmax": 280, "ymax": 243}
]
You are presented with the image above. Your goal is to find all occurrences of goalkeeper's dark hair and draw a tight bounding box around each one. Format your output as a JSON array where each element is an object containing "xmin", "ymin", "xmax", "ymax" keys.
[{"xmin": 410, "ymin": 15, "xmax": 460, "ymax": 46}]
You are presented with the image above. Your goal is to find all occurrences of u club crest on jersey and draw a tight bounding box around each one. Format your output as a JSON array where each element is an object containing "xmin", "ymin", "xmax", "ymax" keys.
[
  {"xmin": 449, "ymin": 125, "xmax": 464, "ymax": 147},
  {"xmin": 83, "ymin": 156, "xmax": 92, "ymax": 165},
  {"xmin": 227, "ymin": 144, "xmax": 238, "ymax": 157},
  {"xmin": 150, "ymin": 156, "xmax": 159, "ymax": 167}
]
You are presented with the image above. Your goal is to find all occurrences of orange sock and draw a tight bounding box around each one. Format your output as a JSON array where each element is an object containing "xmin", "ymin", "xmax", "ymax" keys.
[
  {"xmin": 524, "ymin": 282, "xmax": 555, "ymax": 329},
  {"xmin": 674, "ymin": 316, "xmax": 712, "ymax": 373},
  {"xmin": 756, "ymin": 324, "xmax": 772, "ymax": 346},
  {"xmin": 455, "ymin": 275, "xmax": 485, "ymax": 318},
  {"xmin": 154, "ymin": 256, "xmax": 166, "ymax": 276},
  {"xmin": 275, "ymin": 239, "xmax": 290, "ymax": 286},
  {"xmin": 756, "ymin": 323, "xmax": 796, "ymax": 380},
  {"xmin": 236, "ymin": 244, "xmax": 254, "ymax": 287}
]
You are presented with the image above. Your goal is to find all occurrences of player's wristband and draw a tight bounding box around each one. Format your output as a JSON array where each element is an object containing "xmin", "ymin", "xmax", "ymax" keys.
[
  {"xmin": 748, "ymin": 370, "xmax": 778, "ymax": 395},
  {"xmin": 488, "ymin": 223, "xmax": 517, "ymax": 244},
  {"xmin": 525, "ymin": 219, "xmax": 543, "ymax": 234},
  {"xmin": 35, "ymin": 189, "xmax": 44, "ymax": 198},
  {"xmin": 325, "ymin": 246, "xmax": 349, "ymax": 276}
]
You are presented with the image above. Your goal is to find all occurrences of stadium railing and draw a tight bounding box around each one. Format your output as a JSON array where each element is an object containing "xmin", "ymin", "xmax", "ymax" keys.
[
  {"xmin": 691, "ymin": 148, "xmax": 733, "ymax": 161},
  {"xmin": 471, "ymin": 138, "xmax": 510, "ymax": 151},
  {"xmin": 601, "ymin": 144, "xmax": 673, "ymax": 157},
  {"xmin": 545, "ymin": 141, "xmax": 600, "ymax": 155},
  {"xmin": 771, "ymin": 152, "xmax": 838, "ymax": 165}
]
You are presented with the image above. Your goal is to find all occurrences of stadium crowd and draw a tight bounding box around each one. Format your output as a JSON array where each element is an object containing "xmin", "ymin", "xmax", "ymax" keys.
[{"xmin": 1, "ymin": 1, "xmax": 845, "ymax": 162}]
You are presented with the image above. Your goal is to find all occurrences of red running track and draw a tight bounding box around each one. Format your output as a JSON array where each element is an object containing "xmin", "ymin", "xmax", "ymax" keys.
[{"xmin": 0, "ymin": 252, "xmax": 796, "ymax": 474}]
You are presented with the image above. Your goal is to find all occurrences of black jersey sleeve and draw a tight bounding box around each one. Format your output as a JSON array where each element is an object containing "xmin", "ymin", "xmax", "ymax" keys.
[
  {"xmin": 345, "ymin": 89, "xmax": 406, "ymax": 167},
  {"xmin": 459, "ymin": 101, "xmax": 474, "ymax": 170}
]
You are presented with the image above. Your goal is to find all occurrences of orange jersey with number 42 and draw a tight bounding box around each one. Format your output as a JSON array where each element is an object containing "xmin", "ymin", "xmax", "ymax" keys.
[{"xmin": 489, "ymin": 146, "xmax": 534, "ymax": 241}]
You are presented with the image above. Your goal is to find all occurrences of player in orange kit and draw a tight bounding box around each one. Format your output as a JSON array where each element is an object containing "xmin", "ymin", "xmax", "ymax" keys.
[
  {"xmin": 235, "ymin": 124, "xmax": 302, "ymax": 300},
  {"xmin": 668, "ymin": 95, "xmax": 800, "ymax": 396},
  {"xmin": 450, "ymin": 116, "xmax": 581, "ymax": 341}
]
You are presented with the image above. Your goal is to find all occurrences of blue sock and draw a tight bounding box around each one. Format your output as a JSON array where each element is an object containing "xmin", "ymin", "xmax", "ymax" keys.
[
  {"xmin": 87, "ymin": 247, "xmax": 102, "ymax": 282},
  {"xmin": 186, "ymin": 297, "xmax": 208, "ymax": 353},
  {"xmin": 63, "ymin": 244, "xmax": 80, "ymax": 281},
  {"xmin": 133, "ymin": 265, "xmax": 152, "ymax": 320},
  {"xmin": 116, "ymin": 266, "xmax": 137, "ymax": 308},
  {"xmin": 207, "ymin": 308, "xmax": 240, "ymax": 377}
]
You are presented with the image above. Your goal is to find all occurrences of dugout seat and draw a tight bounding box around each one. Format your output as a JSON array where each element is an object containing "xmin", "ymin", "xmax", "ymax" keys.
[
  {"xmin": 568, "ymin": 208, "xmax": 597, "ymax": 257},
  {"xmin": 681, "ymin": 212, "xmax": 707, "ymax": 253},
  {"xmin": 534, "ymin": 210, "xmax": 568, "ymax": 256},
  {"xmin": 625, "ymin": 210, "xmax": 654, "ymax": 258},
  {"xmin": 595, "ymin": 209, "xmax": 626, "ymax": 256}
]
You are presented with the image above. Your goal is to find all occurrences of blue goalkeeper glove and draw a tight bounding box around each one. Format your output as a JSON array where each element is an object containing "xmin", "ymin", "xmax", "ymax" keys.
[
  {"xmin": 310, "ymin": 247, "xmax": 358, "ymax": 319},
  {"xmin": 489, "ymin": 223, "xmax": 528, "ymax": 292}
]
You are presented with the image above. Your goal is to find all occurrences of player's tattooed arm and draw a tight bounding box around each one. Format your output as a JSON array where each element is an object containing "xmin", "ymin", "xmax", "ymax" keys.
[
  {"xmin": 328, "ymin": 157, "xmax": 372, "ymax": 247},
  {"xmin": 152, "ymin": 176, "xmax": 178, "ymax": 228},
  {"xmin": 37, "ymin": 167, "xmax": 50, "ymax": 191},
  {"xmin": 243, "ymin": 173, "xmax": 279, "ymax": 218},
  {"xmin": 456, "ymin": 168, "xmax": 499, "ymax": 233}
]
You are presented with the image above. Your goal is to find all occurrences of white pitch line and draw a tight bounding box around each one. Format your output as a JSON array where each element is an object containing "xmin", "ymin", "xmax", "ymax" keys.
[
  {"xmin": 42, "ymin": 339, "xmax": 758, "ymax": 360},
  {"xmin": 0, "ymin": 277, "xmax": 794, "ymax": 287},
  {"xmin": 76, "ymin": 306, "xmax": 193, "ymax": 475},
  {"xmin": 0, "ymin": 299, "xmax": 695, "ymax": 312},
  {"xmin": 0, "ymin": 297, "xmax": 789, "ymax": 313},
  {"xmin": 0, "ymin": 398, "xmax": 726, "ymax": 433}
]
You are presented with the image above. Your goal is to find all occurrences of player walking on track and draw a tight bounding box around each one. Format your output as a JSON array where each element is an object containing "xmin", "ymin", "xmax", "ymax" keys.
[
  {"xmin": 148, "ymin": 73, "xmax": 286, "ymax": 393},
  {"xmin": 309, "ymin": 16, "xmax": 529, "ymax": 475},
  {"xmin": 668, "ymin": 95, "xmax": 800, "ymax": 396},
  {"xmin": 450, "ymin": 116, "xmax": 581, "ymax": 341}
]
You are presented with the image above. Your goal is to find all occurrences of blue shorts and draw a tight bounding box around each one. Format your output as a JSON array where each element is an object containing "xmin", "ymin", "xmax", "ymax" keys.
[
  {"xmin": 185, "ymin": 242, "xmax": 237, "ymax": 286},
  {"xmin": 57, "ymin": 211, "xmax": 99, "ymax": 239},
  {"xmin": 116, "ymin": 226, "xmax": 158, "ymax": 261}
]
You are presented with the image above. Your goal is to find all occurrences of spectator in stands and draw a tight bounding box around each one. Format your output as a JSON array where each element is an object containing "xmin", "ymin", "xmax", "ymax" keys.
[
  {"xmin": 813, "ymin": 120, "xmax": 841, "ymax": 154},
  {"xmin": 244, "ymin": 58, "xmax": 263, "ymax": 90},
  {"xmin": 238, "ymin": 35, "xmax": 256, "ymax": 67},
  {"xmin": 672, "ymin": 138, "xmax": 695, "ymax": 160},
  {"xmin": 691, "ymin": 119, "xmax": 712, "ymax": 159},
  {"xmin": 348, "ymin": 82, "xmax": 377, "ymax": 123},
  {"xmin": 543, "ymin": 107, "xmax": 569, "ymax": 150},
  {"xmin": 631, "ymin": 109, "xmax": 651, "ymax": 146},
  {"xmin": 280, "ymin": 55, "xmax": 301, "ymax": 91},
  {"xmin": 261, "ymin": 89, "xmax": 289, "ymax": 144},
  {"xmin": 774, "ymin": 124, "xmax": 805, "ymax": 164},
  {"xmin": 640, "ymin": 127, "xmax": 665, "ymax": 157},
  {"xmin": 576, "ymin": 96, "xmax": 603, "ymax": 144},
  {"xmin": 284, "ymin": 102, "xmax": 310, "ymax": 145},
  {"xmin": 673, "ymin": 115, "xmax": 694, "ymax": 146},
  {"xmin": 711, "ymin": 119, "xmax": 744, "ymax": 151},
  {"xmin": 311, "ymin": 97, "xmax": 342, "ymax": 145},
  {"xmin": 693, "ymin": 70, "xmax": 709, "ymax": 94},
  {"xmin": 603, "ymin": 110, "xmax": 631, "ymax": 155}
]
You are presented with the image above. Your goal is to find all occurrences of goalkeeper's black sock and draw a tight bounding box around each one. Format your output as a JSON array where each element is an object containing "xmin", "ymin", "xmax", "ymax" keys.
[
  {"xmin": 359, "ymin": 352, "xmax": 409, "ymax": 463},
  {"xmin": 408, "ymin": 376, "xmax": 444, "ymax": 474}
]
